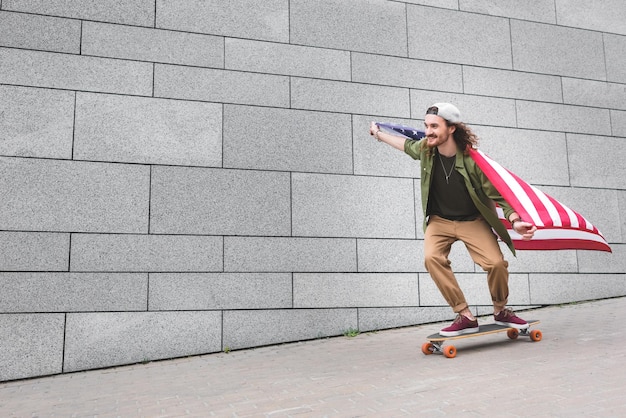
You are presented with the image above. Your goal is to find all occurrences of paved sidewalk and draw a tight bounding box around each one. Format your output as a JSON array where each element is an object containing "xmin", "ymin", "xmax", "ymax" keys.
[{"xmin": 1, "ymin": 297, "xmax": 625, "ymax": 417}]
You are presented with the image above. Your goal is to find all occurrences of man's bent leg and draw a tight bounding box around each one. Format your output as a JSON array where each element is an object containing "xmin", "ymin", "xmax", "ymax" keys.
[
  {"xmin": 457, "ymin": 218, "xmax": 509, "ymax": 312},
  {"xmin": 424, "ymin": 216, "xmax": 468, "ymax": 313},
  {"xmin": 458, "ymin": 218, "xmax": 528, "ymax": 329}
]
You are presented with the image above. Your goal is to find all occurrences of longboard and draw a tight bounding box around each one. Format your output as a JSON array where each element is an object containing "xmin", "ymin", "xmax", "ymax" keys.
[{"xmin": 422, "ymin": 320, "xmax": 542, "ymax": 358}]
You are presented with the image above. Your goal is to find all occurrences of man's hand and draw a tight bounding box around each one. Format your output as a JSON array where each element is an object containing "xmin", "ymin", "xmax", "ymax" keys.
[
  {"xmin": 513, "ymin": 221, "xmax": 537, "ymax": 240},
  {"xmin": 369, "ymin": 121, "xmax": 380, "ymax": 137}
]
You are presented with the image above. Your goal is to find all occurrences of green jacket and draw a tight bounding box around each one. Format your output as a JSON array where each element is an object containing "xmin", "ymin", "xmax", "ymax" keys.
[{"xmin": 404, "ymin": 139, "xmax": 517, "ymax": 255}]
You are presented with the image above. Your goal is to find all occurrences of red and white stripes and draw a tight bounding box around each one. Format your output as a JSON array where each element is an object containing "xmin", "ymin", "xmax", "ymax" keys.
[{"xmin": 470, "ymin": 148, "xmax": 611, "ymax": 252}]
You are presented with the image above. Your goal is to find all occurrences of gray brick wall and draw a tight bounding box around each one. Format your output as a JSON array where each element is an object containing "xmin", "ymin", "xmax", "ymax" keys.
[{"xmin": 1, "ymin": 0, "xmax": 624, "ymax": 381}]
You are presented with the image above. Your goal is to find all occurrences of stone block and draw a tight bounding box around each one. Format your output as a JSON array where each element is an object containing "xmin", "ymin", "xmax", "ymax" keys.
[
  {"xmin": 225, "ymin": 38, "xmax": 350, "ymax": 81},
  {"xmin": 555, "ymin": 0, "xmax": 626, "ymax": 36},
  {"xmin": 562, "ymin": 77, "xmax": 626, "ymax": 110},
  {"xmin": 224, "ymin": 237, "xmax": 356, "ymax": 272},
  {"xmin": 419, "ymin": 272, "xmax": 531, "ymax": 306},
  {"xmin": 566, "ymin": 134, "xmax": 626, "ymax": 189},
  {"xmin": 150, "ymin": 166, "xmax": 291, "ymax": 236},
  {"xmin": 290, "ymin": 0, "xmax": 407, "ymax": 56},
  {"xmin": 156, "ymin": 0, "xmax": 289, "ymax": 42},
  {"xmin": 291, "ymin": 173, "xmax": 416, "ymax": 239},
  {"xmin": 529, "ymin": 273, "xmax": 626, "ymax": 304},
  {"xmin": 70, "ymin": 234, "xmax": 223, "ymax": 272},
  {"xmin": 0, "ymin": 314, "xmax": 64, "ymax": 382},
  {"xmin": 516, "ymin": 101, "xmax": 611, "ymax": 136},
  {"xmin": 63, "ymin": 311, "xmax": 222, "ymax": 372},
  {"xmin": 291, "ymin": 78, "xmax": 410, "ymax": 118},
  {"xmin": 223, "ymin": 309, "xmax": 356, "ymax": 350},
  {"xmin": 293, "ymin": 273, "xmax": 419, "ymax": 308},
  {"xmin": 459, "ymin": 0, "xmax": 557, "ymax": 23},
  {"xmin": 0, "ymin": 10, "xmax": 80, "ymax": 53},
  {"xmin": 3, "ymin": 0, "xmax": 154, "ymax": 26},
  {"xmin": 0, "ymin": 85, "xmax": 74, "ymax": 159},
  {"xmin": 562, "ymin": 78, "xmax": 626, "ymax": 111},
  {"xmin": 357, "ymin": 239, "xmax": 424, "ymax": 273},
  {"xmin": 507, "ymin": 249, "xmax": 578, "ymax": 274},
  {"xmin": 612, "ymin": 109, "xmax": 626, "ymax": 137},
  {"xmin": 148, "ymin": 273, "xmax": 292, "ymax": 310},
  {"xmin": 511, "ymin": 20, "xmax": 606, "ymax": 80},
  {"xmin": 0, "ymin": 48, "xmax": 153, "ymax": 96},
  {"xmin": 0, "ymin": 158, "xmax": 150, "ymax": 233},
  {"xmin": 407, "ymin": 6, "xmax": 512, "ymax": 69},
  {"xmin": 577, "ymin": 244, "xmax": 625, "ymax": 274},
  {"xmin": 463, "ymin": 67, "xmax": 563, "ymax": 103},
  {"xmin": 223, "ymin": 105, "xmax": 352, "ymax": 173},
  {"xmin": 352, "ymin": 53, "xmax": 463, "ymax": 93},
  {"xmin": 358, "ymin": 306, "xmax": 455, "ymax": 332},
  {"xmin": 154, "ymin": 64, "xmax": 289, "ymax": 108},
  {"xmin": 0, "ymin": 273, "xmax": 147, "ymax": 312},
  {"xmin": 471, "ymin": 126, "xmax": 569, "ymax": 186},
  {"xmin": 74, "ymin": 93, "xmax": 222, "ymax": 167},
  {"xmin": 410, "ymin": 91, "xmax": 516, "ymax": 127},
  {"xmin": 82, "ymin": 21, "xmax": 224, "ymax": 67},
  {"xmin": 357, "ymin": 239, "xmax": 477, "ymax": 273},
  {"xmin": 352, "ymin": 115, "xmax": 423, "ymax": 178},
  {"xmin": 0, "ymin": 232, "xmax": 69, "ymax": 271},
  {"xmin": 604, "ymin": 34, "xmax": 626, "ymax": 84}
]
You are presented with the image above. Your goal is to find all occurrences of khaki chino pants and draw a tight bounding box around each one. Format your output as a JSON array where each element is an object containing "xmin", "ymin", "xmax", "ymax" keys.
[{"xmin": 424, "ymin": 215, "xmax": 509, "ymax": 313}]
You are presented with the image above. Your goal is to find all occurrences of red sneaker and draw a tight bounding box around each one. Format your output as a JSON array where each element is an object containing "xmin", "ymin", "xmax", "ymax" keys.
[
  {"xmin": 439, "ymin": 314, "xmax": 479, "ymax": 337},
  {"xmin": 494, "ymin": 308, "xmax": 529, "ymax": 330}
]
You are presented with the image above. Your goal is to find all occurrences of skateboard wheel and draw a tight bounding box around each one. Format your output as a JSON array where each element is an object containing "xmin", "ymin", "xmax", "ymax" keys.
[
  {"xmin": 421, "ymin": 342, "xmax": 434, "ymax": 355},
  {"xmin": 507, "ymin": 328, "xmax": 519, "ymax": 339},
  {"xmin": 530, "ymin": 329, "xmax": 542, "ymax": 342},
  {"xmin": 443, "ymin": 345, "xmax": 457, "ymax": 358}
]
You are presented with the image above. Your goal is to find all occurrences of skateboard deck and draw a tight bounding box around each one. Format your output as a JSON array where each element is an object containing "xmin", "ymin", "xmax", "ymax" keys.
[{"xmin": 422, "ymin": 320, "xmax": 542, "ymax": 358}]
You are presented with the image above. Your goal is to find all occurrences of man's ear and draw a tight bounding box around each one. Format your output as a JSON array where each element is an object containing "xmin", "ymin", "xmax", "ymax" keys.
[{"xmin": 448, "ymin": 124, "xmax": 456, "ymax": 135}]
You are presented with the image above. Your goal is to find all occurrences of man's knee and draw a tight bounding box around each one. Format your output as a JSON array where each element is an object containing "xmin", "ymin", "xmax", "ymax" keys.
[
  {"xmin": 485, "ymin": 258, "xmax": 509, "ymax": 273},
  {"xmin": 424, "ymin": 253, "xmax": 451, "ymax": 270}
]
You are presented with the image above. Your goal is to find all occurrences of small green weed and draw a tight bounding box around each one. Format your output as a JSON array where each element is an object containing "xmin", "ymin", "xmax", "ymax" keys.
[{"xmin": 343, "ymin": 328, "xmax": 360, "ymax": 338}]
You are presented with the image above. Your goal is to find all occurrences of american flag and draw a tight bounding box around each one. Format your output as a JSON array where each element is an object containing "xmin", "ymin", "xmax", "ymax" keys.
[{"xmin": 376, "ymin": 122, "xmax": 611, "ymax": 252}]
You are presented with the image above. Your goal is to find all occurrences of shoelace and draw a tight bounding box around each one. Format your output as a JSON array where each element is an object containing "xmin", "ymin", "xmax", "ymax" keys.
[
  {"xmin": 499, "ymin": 308, "xmax": 515, "ymax": 319},
  {"xmin": 454, "ymin": 314, "xmax": 474, "ymax": 324}
]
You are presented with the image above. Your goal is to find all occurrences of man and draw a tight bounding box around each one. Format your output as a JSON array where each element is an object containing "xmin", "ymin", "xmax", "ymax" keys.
[{"xmin": 369, "ymin": 103, "xmax": 537, "ymax": 336}]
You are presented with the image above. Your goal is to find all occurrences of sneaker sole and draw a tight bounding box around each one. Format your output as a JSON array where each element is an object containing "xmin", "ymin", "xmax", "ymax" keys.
[
  {"xmin": 495, "ymin": 321, "xmax": 529, "ymax": 330},
  {"xmin": 439, "ymin": 327, "xmax": 479, "ymax": 337}
]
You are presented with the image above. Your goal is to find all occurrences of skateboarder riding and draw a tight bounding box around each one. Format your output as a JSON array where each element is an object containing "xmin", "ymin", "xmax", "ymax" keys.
[{"xmin": 370, "ymin": 103, "xmax": 537, "ymax": 337}]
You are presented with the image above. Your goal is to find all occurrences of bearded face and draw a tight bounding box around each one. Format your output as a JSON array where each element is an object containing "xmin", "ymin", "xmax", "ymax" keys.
[{"xmin": 424, "ymin": 114, "xmax": 456, "ymax": 149}]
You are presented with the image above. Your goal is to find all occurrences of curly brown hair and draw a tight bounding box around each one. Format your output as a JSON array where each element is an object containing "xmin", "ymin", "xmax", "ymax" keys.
[{"xmin": 451, "ymin": 122, "xmax": 479, "ymax": 154}]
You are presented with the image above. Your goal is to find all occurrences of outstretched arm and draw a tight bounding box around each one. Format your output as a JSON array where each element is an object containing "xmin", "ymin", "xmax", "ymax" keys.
[{"xmin": 369, "ymin": 122, "xmax": 406, "ymax": 151}]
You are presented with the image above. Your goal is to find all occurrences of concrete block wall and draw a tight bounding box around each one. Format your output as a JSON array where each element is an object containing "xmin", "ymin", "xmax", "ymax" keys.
[{"xmin": 1, "ymin": 0, "xmax": 625, "ymax": 381}]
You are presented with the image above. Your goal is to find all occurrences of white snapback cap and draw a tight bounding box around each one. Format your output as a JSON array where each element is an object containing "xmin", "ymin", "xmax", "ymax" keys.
[{"xmin": 426, "ymin": 103, "xmax": 461, "ymax": 124}]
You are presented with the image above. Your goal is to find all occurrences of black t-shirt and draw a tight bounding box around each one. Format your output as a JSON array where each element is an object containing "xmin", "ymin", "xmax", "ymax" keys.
[{"xmin": 427, "ymin": 151, "xmax": 480, "ymax": 221}]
